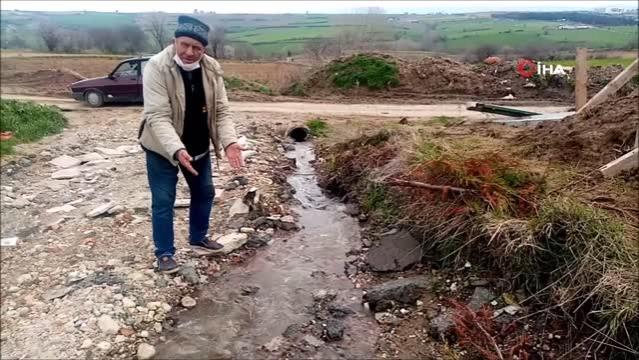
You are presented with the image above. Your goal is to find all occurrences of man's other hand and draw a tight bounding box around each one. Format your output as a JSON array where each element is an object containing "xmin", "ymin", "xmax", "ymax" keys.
[
  {"xmin": 176, "ymin": 149, "xmax": 199, "ymax": 176},
  {"xmin": 225, "ymin": 143, "xmax": 244, "ymax": 170}
]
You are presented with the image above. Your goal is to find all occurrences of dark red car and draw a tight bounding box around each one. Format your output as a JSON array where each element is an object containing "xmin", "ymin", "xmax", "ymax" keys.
[{"xmin": 70, "ymin": 56, "xmax": 150, "ymax": 107}]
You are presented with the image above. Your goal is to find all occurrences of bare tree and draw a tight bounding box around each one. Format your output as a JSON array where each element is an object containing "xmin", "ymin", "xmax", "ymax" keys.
[
  {"xmin": 145, "ymin": 12, "xmax": 169, "ymax": 52},
  {"xmin": 304, "ymin": 38, "xmax": 331, "ymax": 62},
  {"xmin": 233, "ymin": 43, "xmax": 257, "ymax": 60},
  {"xmin": 335, "ymin": 30, "xmax": 357, "ymax": 56},
  {"xmin": 208, "ymin": 26, "xmax": 226, "ymax": 59},
  {"xmin": 118, "ymin": 25, "xmax": 148, "ymax": 54},
  {"xmin": 89, "ymin": 28, "xmax": 120, "ymax": 54},
  {"xmin": 38, "ymin": 22, "xmax": 60, "ymax": 52}
]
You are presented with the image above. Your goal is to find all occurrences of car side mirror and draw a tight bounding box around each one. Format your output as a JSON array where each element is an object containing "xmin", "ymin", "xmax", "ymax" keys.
[{"xmin": 108, "ymin": 73, "xmax": 116, "ymax": 80}]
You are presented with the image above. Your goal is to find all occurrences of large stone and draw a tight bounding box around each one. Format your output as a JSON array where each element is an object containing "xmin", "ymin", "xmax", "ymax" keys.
[
  {"xmin": 467, "ymin": 287, "xmax": 496, "ymax": 311},
  {"xmin": 178, "ymin": 263, "xmax": 200, "ymax": 285},
  {"xmin": 43, "ymin": 286, "xmax": 74, "ymax": 301},
  {"xmin": 44, "ymin": 180, "xmax": 69, "ymax": 191},
  {"xmin": 46, "ymin": 204, "xmax": 76, "ymax": 213},
  {"xmin": 216, "ymin": 233, "xmax": 248, "ymax": 254},
  {"xmin": 95, "ymin": 147, "xmax": 127, "ymax": 157},
  {"xmin": 78, "ymin": 152, "xmax": 105, "ymax": 163},
  {"xmin": 181, "ymin": 296, "xmax": 196, "ymax": 308},
  {"xmin": 429, "ymin": 311, "xmax": 454, "ymax": 337},
  {"xmin": 50, "ymin": 155, "xmax": 82, "ymax": 169},
  {"xmin": 325, "ymin": 319, "xmax": 344, "ymax": 341},
  {"xmin": 137, "ymin": 343, "xmax": 156, "ymax": 360},
  {"xmin": 366, "ymin": 230, "xmax": 422, "ymax": 272},
  {"xmin": 363, "ymin": 276, "xmax": 432, "ymax": 312},
  {"xmin": 303, "ymin": 334, "xmax": 324, "ymax": 347},
  {"xmin": 97, "ymin": 315, "xmax": 120, "ymax": 335},
  {"xmin": 228, "ymin": 198, "xmax": 250, "ymax": 218},
  {"xmin": 86, "ymin": 202, "xmax": 116, "ymax": 218},
  {"xmin": 51, "ymin": 168, "xmax": 81, "ymax": 180}
]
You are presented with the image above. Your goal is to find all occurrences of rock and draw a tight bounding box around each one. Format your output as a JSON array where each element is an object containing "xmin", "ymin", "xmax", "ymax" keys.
[
  {"xmin": 399, "ymin": 117, "xmax": 409, "ymax": 125},
  {"xmin": 153, "ymin": 322, "xmax": 162, "ymax": 333},
  {"xmin": 181, "ymin": 296, "xmax": 196, "ymax": 308},
  {"xmin": 78, "ymin": 152, "xmax": 105, "ymax": 163},
  {"xmin": 178, "ymin": 264, "xmax": 200, "ymax": 285},
  {"xmin": 173, "ymin": 199, "xmax": 190, "ymax": 208},
  {"xmin": 283, "ymin": 324, "xmax": 303, "ymax": 339},
  {"xmin": 115, "ymin": 335, "xmax": 127, "ymax": 343},
  {"xmin": 86, "ymin": 202, "xmax": 116, "ymax": 218},
  {"xmin": 51, "ymin": 168, "xmax": 81, "ymax": 180},
  {"xmin": 97, "ymin": 315, "xmax": 120, "ymax": 335},
  {"xmin": 108, "ymin": 205, "xmax": 125, "ymax": 215},
  {"xmin": 312, "ymin": 289, "xmax": 337, "ymax": 301},
  {"xmin": 524, "ymin": 82, "xmax": 537, "ymax": 88},
  {"xmin": 363, "ymin": 276, "xmax": 432, "ymax": 311},
  {"xmin": 240, "ymin": 285, "xmax": 260, "ymax": 296},
  {"xmin": 224, "ymin": 182, "xmax": 239, "ymax": 191},
  {"xmin": 470, "ymin": 279, "xmax": 490, "ymax": 287},
  {"xmin": 303, "ymin": 334, "xmax": 324, "ymax": 347},
  {"xmin": 278, "ymin": 215, "xmax": 298, "ymax": 231},
  {"xmin": 374, "ymin": 312, "xmax": 400, "ymax": 325},
  {"xmin": 95, "ymin": 147, "xmax": 127, "ymax": 157},
  {"xmin": 542, "ymin": 344, "xmax": 550, "ymax": 351},
  {"xmin": 325, "ymin": 319, "xmax": 344, "ymax": 341},
  {"xmin": 468, "ymin": 287, "xmax": 496, "ymax": 311},
  {"xmin": 45, "ymin": 180, "xmax": 69, "ymax": 191},
  {"xmin": 228, "ymin": 198, "xmax": 250, "ymax": 217},
  {"xmin": 328, "ymin": 304, "xmax": 355, "ymax": 318},
  {"xmin": 43, "ymin": 286, "xmax": 74, "ymax": 301},
  {"xmin": 122, "ymin": 297, "xmax": 136, "ymax": 308},
  {"xmin": 50, "ymin": 155, "xmax": 82, "ymax": 169},
  {"xmin": 239, "ymin": 227, "xmax": 255, "ymax": 234},
  {"xmin": 232, "ymin": 176, "xmax": 249, "ymax": 186},
  {"xmin": 241, "ymin": 150, "xmax": 257, "ymax": 160},
  {"xmin": 216, "ymin": 233, "xmax": 248, "ymax": 254},
  {"xmin": 343, "ymin": 203, "xmax": 360, "ymax": 216},
  {"xmin": 8, "ymin": 198, "xmax": 30, "ymax": 208},
  {"xmin": 96, "ymin": 341, "xmax": 112, "ymax": 351},
  {"xmin": 137, "ymin": 343, "xmax": 156, "ymax": 360},
  {"xmin": 116, "ymin": 145, "xmax": 142, "ymax": 154},
  {"xmin": 80, "ymin": 339, "xmax": 93, "ymax": 349},
  {"xmin": 366, "ymin": 230, "xmax": 422, "ymax": 272},
  {"xmin": 429, "ymin": 311, "xmax": 454, "ymax": 337},
  {"xmin": 119, "ymin": 328, "xmax": 135, "ymax": 337},
  {"xmin": 17, "ymin": 273, "xmax": 33, "ymax": 285},
  {"xmin": 46, "ymin": 204, "xmax": 76, "ymax": 213},
  {"xmin": 140, "ymin": 330, "xmax": 150, "ymax": 338},
  {"xmin": 494, "ymin": 304, "xmax": 523, "ymax": 317},
  {"xmin": 263, "ymin": 336, "xmax": 284, "ymax": 352}
]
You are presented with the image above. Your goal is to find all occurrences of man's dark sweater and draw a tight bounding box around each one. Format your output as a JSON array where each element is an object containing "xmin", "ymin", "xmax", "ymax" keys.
[{"xmin": 179, "ymin": 67, "xmax": 210, "ymax": 156}]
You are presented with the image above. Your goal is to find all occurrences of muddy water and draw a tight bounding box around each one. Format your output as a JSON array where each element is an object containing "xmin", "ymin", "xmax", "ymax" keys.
[{"xmin": 157, "ymin": 142, "xmax": 377, "ymax": 359}]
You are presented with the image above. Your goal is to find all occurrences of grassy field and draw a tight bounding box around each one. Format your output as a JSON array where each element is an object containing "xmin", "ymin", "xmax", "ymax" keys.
[
  {"xmin": 1, "ymin": 11, "xmax": 637, "ymax": 58},
  {"xmin": 0, "ymin": 99, "xmax": 67, "ymax": 155},
  {"xmin": 547, "ymin": 56, "xmax": 637, "ymax": 67}
]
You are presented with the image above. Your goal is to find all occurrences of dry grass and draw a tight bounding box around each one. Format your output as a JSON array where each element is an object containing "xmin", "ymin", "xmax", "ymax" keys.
[{"xmin": 317, "ymin": 122, "xmax": 639, "ymax": 357}]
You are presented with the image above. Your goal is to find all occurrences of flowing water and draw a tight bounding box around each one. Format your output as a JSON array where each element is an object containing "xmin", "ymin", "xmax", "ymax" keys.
[{"xmin": 157, "ymin": 142, "xmax": 378, "ymax": 359}]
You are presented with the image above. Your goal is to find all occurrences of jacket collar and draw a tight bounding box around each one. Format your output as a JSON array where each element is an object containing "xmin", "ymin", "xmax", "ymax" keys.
[{"xmin": 160, "ymin": 44, "xmax": 223, "ymax": 76}]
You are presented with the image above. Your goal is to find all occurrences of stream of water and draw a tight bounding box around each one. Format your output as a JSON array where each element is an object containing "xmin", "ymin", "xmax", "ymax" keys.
[{"xmin": 156, "ymin": 142, "xmax": 377, "ymax": 359}]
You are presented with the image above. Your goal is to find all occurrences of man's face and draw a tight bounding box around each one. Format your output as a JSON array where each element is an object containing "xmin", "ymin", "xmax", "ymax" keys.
[{"xmin": 175, "ymin": 37, "xmax": 205, "ymax": 64}]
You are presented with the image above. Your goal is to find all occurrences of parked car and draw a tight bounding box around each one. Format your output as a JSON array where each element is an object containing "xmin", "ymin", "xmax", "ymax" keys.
[{"xmin": 70, "ymin": 56, "xmax": 150, "ymax": 107}]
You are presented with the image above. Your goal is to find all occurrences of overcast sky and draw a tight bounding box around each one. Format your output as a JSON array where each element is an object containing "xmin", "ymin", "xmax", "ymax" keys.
[{"xmin": 1, "ymin": 1, "xmax": 637, "ymax": 14}]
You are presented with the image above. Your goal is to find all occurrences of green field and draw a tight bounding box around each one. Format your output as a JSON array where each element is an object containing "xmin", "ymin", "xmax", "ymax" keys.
[
  {"xmin": 547, "ymin": 57, "xmax": 636, "ymax": 67},
  {"xmin": 1, "ymin": 10, "xmax": 637, "ymax": 58}
]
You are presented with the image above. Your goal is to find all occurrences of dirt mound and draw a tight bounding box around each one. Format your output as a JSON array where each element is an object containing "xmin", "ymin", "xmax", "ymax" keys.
[
  {"xmin": 1, "ymin": 69, "xmax": 85, "ymax": 97},
  {"xmin": 523, "ymin": 90, "xmax": 639, "ymax": 167}
]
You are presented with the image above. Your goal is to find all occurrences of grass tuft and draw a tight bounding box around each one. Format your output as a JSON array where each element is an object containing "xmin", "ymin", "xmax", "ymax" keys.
[
  {"xmin": 328, "ymin": 54, "xmax": 400, "ymax": 90},
  {"xmin": 0, "ymin": 99, "xmax": 67, "ymax": 155},
  {"xmin": 306, "ymin": 118, "xmax": 329, "ymax": 137}
]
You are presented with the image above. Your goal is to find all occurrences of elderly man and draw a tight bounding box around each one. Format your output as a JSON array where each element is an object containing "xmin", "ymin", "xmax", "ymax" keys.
[{"xmin": 138, "ymin": 15, "xmax": 243, "ymax": 273}]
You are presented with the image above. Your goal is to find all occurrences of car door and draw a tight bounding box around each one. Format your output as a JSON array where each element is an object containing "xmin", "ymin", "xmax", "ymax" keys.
[{"xmin": 104, "ymin": 60, "xmax": 140, "ymax": 102}]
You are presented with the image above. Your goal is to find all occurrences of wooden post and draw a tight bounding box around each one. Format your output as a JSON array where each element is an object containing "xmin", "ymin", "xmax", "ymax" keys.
[
  {"xmin": 575, "ymin": 48, "xmax": 588, "ymax": 110},
  {"xmin": 577, "ymin": 58, "xmax": 638, "ymax": 115}
]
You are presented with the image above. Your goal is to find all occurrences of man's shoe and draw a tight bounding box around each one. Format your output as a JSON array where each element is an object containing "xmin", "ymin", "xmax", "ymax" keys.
[
  {"xmin": 190, "ymin": 238, "xmax": 225, "ymax": 256},
  {"xmin": 158, "ymin": 256, "xmax": 180, "ymax": 273}
]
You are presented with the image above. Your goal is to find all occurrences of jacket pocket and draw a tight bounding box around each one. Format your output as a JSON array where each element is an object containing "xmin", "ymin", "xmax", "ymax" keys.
[{"xmin": 137, "ymin": 119, "xmax": 146, "ymax": 139}]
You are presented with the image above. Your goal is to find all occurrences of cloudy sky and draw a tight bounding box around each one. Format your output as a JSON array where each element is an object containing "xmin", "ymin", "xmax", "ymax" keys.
[{"xmin": 2, "ymin": 1, "xmax": 638, "ymax": 14}]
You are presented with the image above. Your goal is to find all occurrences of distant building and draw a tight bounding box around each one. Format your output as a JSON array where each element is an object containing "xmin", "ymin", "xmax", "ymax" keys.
[{"xmin": 557, "ymin": 24, "xmax": 593, "ymax": 30}]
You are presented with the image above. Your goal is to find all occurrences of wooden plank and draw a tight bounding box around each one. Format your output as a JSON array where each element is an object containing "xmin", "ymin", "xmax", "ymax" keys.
[
  {"xmin": 599, "ymin": 148, "xmax": 639, "ymax": 178},
  {"xmin": 492, "ymin": 112, "xmax": 575, "ymax": 126},
  {"xmin": 466, "ymin": 103, "xmax": 541, "ymax": 117},
  {"xmin": 575, "ymin": 48, "xmax": 588, "ymax": 110},
  {"xmin": 578, "ymin": 58, "xmax": 638, "ymax": 115}
]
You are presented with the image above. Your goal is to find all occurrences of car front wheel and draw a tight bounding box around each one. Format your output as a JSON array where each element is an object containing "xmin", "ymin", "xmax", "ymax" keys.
[{"xmin": 85, "ymin": 90, "xmax": 104, "ymax": 107}]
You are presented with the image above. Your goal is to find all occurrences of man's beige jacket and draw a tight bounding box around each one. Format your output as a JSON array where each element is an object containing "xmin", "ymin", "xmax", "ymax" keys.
[{"xmin": 138, "ymin": 44, "xmax": 237, "ymax": 166}]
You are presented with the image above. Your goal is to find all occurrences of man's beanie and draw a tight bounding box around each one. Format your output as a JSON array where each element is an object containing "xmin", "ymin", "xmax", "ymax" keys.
[{"xmin": 175, "ymin": 15, "xmax": 209, "ymax": 47}]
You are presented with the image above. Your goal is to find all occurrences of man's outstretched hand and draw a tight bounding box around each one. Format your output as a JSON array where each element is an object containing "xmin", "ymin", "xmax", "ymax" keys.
[
  {"xmin": 176, "ymin": 149, "xmax": 199, "ymax": 176},
  {"xmin": 225, "ymin": 143, "xmax": 244, "ymax": 170}
]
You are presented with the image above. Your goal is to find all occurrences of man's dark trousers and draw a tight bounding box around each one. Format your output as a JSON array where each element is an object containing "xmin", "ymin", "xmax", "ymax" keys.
[{"xmin": 145, "ymin": 149, "xmax": 214, "ymax": 258}]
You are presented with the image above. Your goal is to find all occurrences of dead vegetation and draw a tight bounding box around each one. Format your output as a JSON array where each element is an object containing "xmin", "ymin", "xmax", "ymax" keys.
[{"xmin": 317, "ymin": 119, "xmax": 639, "ymax": 357}]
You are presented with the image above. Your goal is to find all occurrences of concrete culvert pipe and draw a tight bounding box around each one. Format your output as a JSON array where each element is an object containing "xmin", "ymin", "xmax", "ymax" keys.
[{"xmin": 287, "ymin": 126, "xmax": 310, "ymax": 142}]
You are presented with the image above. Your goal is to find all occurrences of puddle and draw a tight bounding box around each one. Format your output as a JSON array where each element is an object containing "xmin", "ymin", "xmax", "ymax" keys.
[{"xmin": 157, "ymin": 142, "xmax": 377, "ymax": 359}]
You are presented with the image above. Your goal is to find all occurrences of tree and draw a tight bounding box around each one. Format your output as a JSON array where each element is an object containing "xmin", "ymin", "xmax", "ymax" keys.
[
  {"xmin": 233, "ymin": 43, "xmax": 257, "ymax": 60},
  {"xmin": 304, "ymin": 38, "xmax": 331, "ymax": 62},
  {"xmin": 118, "ymin": 25, "xmax": 148, "ymax": 54},
  {"xmin": 38, "ymin": 22, "xmax": 60, "ymax": 52},
  {"xmin": 208, "ymin": 26, "xmax": 226, "ymax": 59},
  {"xmin": 89, "ymin": 28, "xmax": 120, "ymax": 54},
  {"xmin": 145, "ymin": 12, "xmax": 169, "ymax": 51}
]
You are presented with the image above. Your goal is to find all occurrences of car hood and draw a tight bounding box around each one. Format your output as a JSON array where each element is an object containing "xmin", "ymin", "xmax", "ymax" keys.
[{"xmin": 70, "ymin": 76, "xmax": 108, "ymax": 87}]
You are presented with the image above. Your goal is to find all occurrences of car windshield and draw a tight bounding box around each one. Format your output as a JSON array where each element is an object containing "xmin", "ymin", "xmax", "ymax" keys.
[{"xmin": 113, "ymin": 62, "xmax": 138, "ymax": 77}]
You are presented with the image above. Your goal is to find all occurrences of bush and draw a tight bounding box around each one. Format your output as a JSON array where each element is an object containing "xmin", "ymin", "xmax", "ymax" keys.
[
  {"xmin": 0, "ymin": 100, "xmax": 67, "ymax": 155},
  {"xmin": 305, "ymin": 118, "xmax": 329, "ymax": 137},
  {"xmin": 328, "ymin": 55, "xmax": 400, "ymax": 90}
]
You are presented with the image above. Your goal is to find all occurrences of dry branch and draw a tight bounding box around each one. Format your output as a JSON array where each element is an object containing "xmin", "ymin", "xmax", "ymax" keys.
[{"xmin": 387, "ymin": 178, "xmax": 473, "ymax": 193}]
